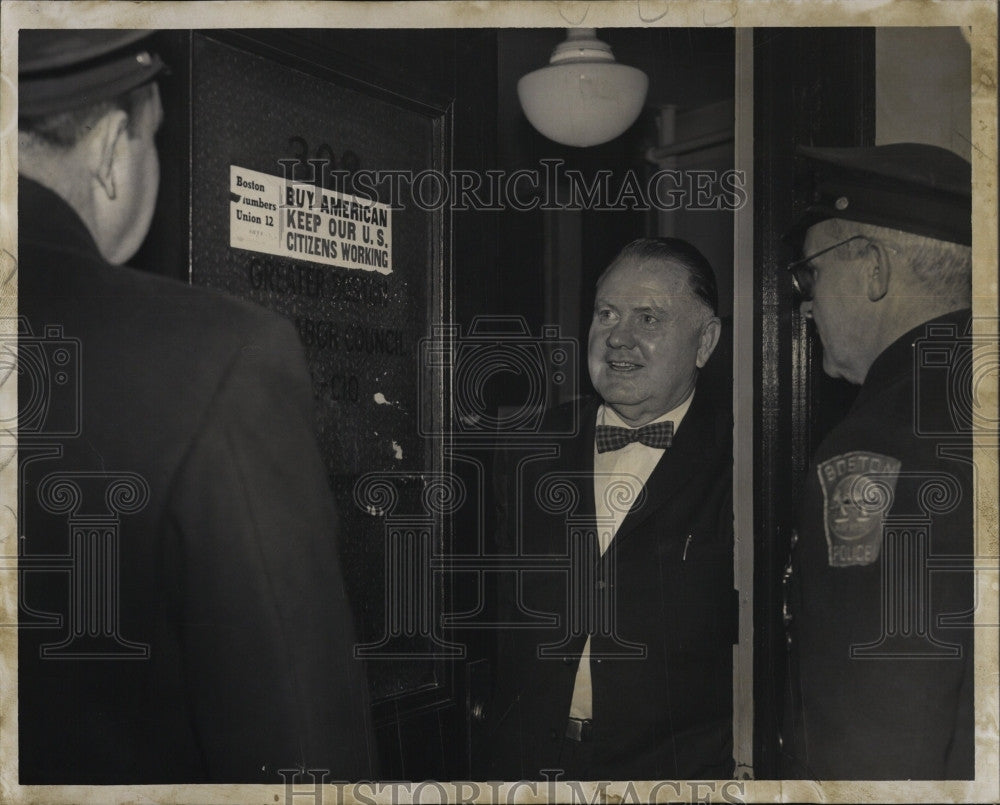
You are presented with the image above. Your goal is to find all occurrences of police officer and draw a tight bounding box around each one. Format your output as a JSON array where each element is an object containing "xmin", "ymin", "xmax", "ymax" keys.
[
  {"xmin": 780, "ymin": 143, "xmax": 975, "ymax": 780},
  {"xmin": 17, "ymin": 31, "xmax": 373, "ymax": 782}
]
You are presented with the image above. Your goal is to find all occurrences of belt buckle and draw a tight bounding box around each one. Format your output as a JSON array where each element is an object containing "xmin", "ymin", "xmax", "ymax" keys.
[{"xmin": 565, "ymin": 718, "xmax": 593, "ymax": 742}]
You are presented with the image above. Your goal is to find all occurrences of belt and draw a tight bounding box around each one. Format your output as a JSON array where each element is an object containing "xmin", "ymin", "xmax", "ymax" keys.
[{"xmin": 565, "ymin": 717, "xmax": 593, "ymax": 742}]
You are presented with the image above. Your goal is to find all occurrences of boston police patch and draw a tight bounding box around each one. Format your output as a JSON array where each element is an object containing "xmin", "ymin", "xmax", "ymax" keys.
[{"xmin": 817, "ymin": 451, "xmax": 901, "ymax": 567}]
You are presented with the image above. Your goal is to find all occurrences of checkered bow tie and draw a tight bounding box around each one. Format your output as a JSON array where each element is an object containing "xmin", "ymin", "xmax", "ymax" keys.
[{"xmin": 594, "ymin": 421, "xmax": 674, "ymax": 453}]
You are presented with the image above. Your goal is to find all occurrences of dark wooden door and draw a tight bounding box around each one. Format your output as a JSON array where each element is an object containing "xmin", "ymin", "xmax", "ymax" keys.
[
  {"xmin": 752, "ymin": 27, "xmax": 875, "ymax": 778},
  {"xmin": 145, "ymin": 28, "xmax": 499, "ymax": 781}
]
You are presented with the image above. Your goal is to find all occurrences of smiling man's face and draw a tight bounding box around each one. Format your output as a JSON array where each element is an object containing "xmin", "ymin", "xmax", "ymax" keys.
[{"xmin": 587, "ymin": 256, "xmax": 719, "ymax": 427}]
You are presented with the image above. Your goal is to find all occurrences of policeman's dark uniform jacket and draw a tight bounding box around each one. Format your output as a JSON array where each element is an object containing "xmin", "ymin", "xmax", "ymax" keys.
[
  {"xmin": 781, "ymin": 145, "xmax": 975, "ymax": 780},
  {"xmin": 17, "ymin": 32, "xmax": 374, "ymax": 783},
  {"xmin": 488, "ymin": 393, "xmax": 735, "ymax": 780}
]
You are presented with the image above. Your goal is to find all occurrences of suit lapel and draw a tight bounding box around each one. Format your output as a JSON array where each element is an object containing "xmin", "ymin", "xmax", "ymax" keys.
[{"xmin": 608, "ymin": 391, "xmax": 719, "ymax": 548}]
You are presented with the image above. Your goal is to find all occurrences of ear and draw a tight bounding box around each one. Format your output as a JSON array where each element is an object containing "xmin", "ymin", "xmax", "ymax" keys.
[
  {"xmin": 84, "ymin": 109, "xmax": 129, "ymax": 201},
  {"xmin": 695, "ymin": 316, "xmax": 722, "ymax": 368},
  {"xmin": 866, "ymin": 241, "xmax": 892, "ymax": 302}
]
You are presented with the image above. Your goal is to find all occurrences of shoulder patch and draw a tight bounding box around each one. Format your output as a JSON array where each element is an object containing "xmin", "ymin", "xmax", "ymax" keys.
[{"xmin": 816, "ymin": 450, "xmax": 902, "ymax": 567}]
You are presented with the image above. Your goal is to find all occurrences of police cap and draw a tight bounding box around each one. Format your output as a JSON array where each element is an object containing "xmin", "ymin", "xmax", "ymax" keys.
[
  {"xmin": 19, "ymin": 30, "xmax": 165, "ymax": 118},
  {"xmin": 786, "ymin": 143, "xmax": 972, "ymax": 246}
]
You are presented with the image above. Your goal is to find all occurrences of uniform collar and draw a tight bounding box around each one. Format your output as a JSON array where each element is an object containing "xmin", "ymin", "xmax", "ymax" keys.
[
  {"xmin": 857, "ymin": 308, "xmax": 972, "ymax": 401},
  {"xmin": 19, "ymin": 175, "xmax": 103, "ymax": 261}
]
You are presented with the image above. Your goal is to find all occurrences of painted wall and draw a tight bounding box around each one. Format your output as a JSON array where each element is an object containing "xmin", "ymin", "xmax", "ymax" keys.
[{"xmin": 876, "ymin": 27, "xmax": 971, "ymax": 161}]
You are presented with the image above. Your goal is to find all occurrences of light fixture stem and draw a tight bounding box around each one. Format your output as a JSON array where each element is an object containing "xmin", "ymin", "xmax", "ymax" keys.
[{"xmin": 550, "ymin": 27, "xmax": 615, "ymax": 64}]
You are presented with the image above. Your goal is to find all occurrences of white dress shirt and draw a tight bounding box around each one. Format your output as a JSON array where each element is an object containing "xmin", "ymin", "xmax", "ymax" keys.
[{"xmin": 568, "ymin": 392, "xmax": 695, "ymax": 721}]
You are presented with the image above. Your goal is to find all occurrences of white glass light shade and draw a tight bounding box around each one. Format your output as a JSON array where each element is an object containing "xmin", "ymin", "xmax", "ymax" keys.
[{"xmin": 517, "ymin": 29, "xmax": 649, "ymax": 148}]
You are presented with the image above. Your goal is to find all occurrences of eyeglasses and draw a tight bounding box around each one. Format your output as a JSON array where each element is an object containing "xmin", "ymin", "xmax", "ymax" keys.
[{"xmin": 786, "ymin": 235, "xmax": 866, "ymax": 301}]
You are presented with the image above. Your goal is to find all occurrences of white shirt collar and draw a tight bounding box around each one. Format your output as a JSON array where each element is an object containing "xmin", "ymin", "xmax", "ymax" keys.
[{"xmin": 597, "ymin": 389, "xmax": 695, "ymax": 434}]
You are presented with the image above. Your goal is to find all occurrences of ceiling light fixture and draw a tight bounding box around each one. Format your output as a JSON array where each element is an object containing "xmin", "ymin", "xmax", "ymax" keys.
[{"xmin": 517, "ymin": 28, "xmax": 649, "ymax": 148}]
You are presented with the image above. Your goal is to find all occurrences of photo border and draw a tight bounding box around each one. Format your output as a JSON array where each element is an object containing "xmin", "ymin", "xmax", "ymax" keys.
[{"xmin": 1, "ymin": 2, "xmax": 995, "ymax": 803}]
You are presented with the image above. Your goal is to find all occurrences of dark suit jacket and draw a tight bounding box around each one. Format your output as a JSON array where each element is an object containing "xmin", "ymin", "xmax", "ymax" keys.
[
  {"xmin": 488, "ymin": 392, "xmax": 735, "ymax": 780},
  {"xmin": 17, "ymin": 177, "xmax": 374, "ymax": 783}
]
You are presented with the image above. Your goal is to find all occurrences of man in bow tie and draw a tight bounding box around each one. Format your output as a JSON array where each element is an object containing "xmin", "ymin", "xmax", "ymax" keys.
[{"xmin": 487, "ymin": 238, "xmax": 736, "ymax": 781}]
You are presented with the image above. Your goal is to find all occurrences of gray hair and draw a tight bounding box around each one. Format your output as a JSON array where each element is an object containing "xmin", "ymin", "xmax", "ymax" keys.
[{"xmin": 828, "ymin": 218, "xmax": 971, "ymax": 306}]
